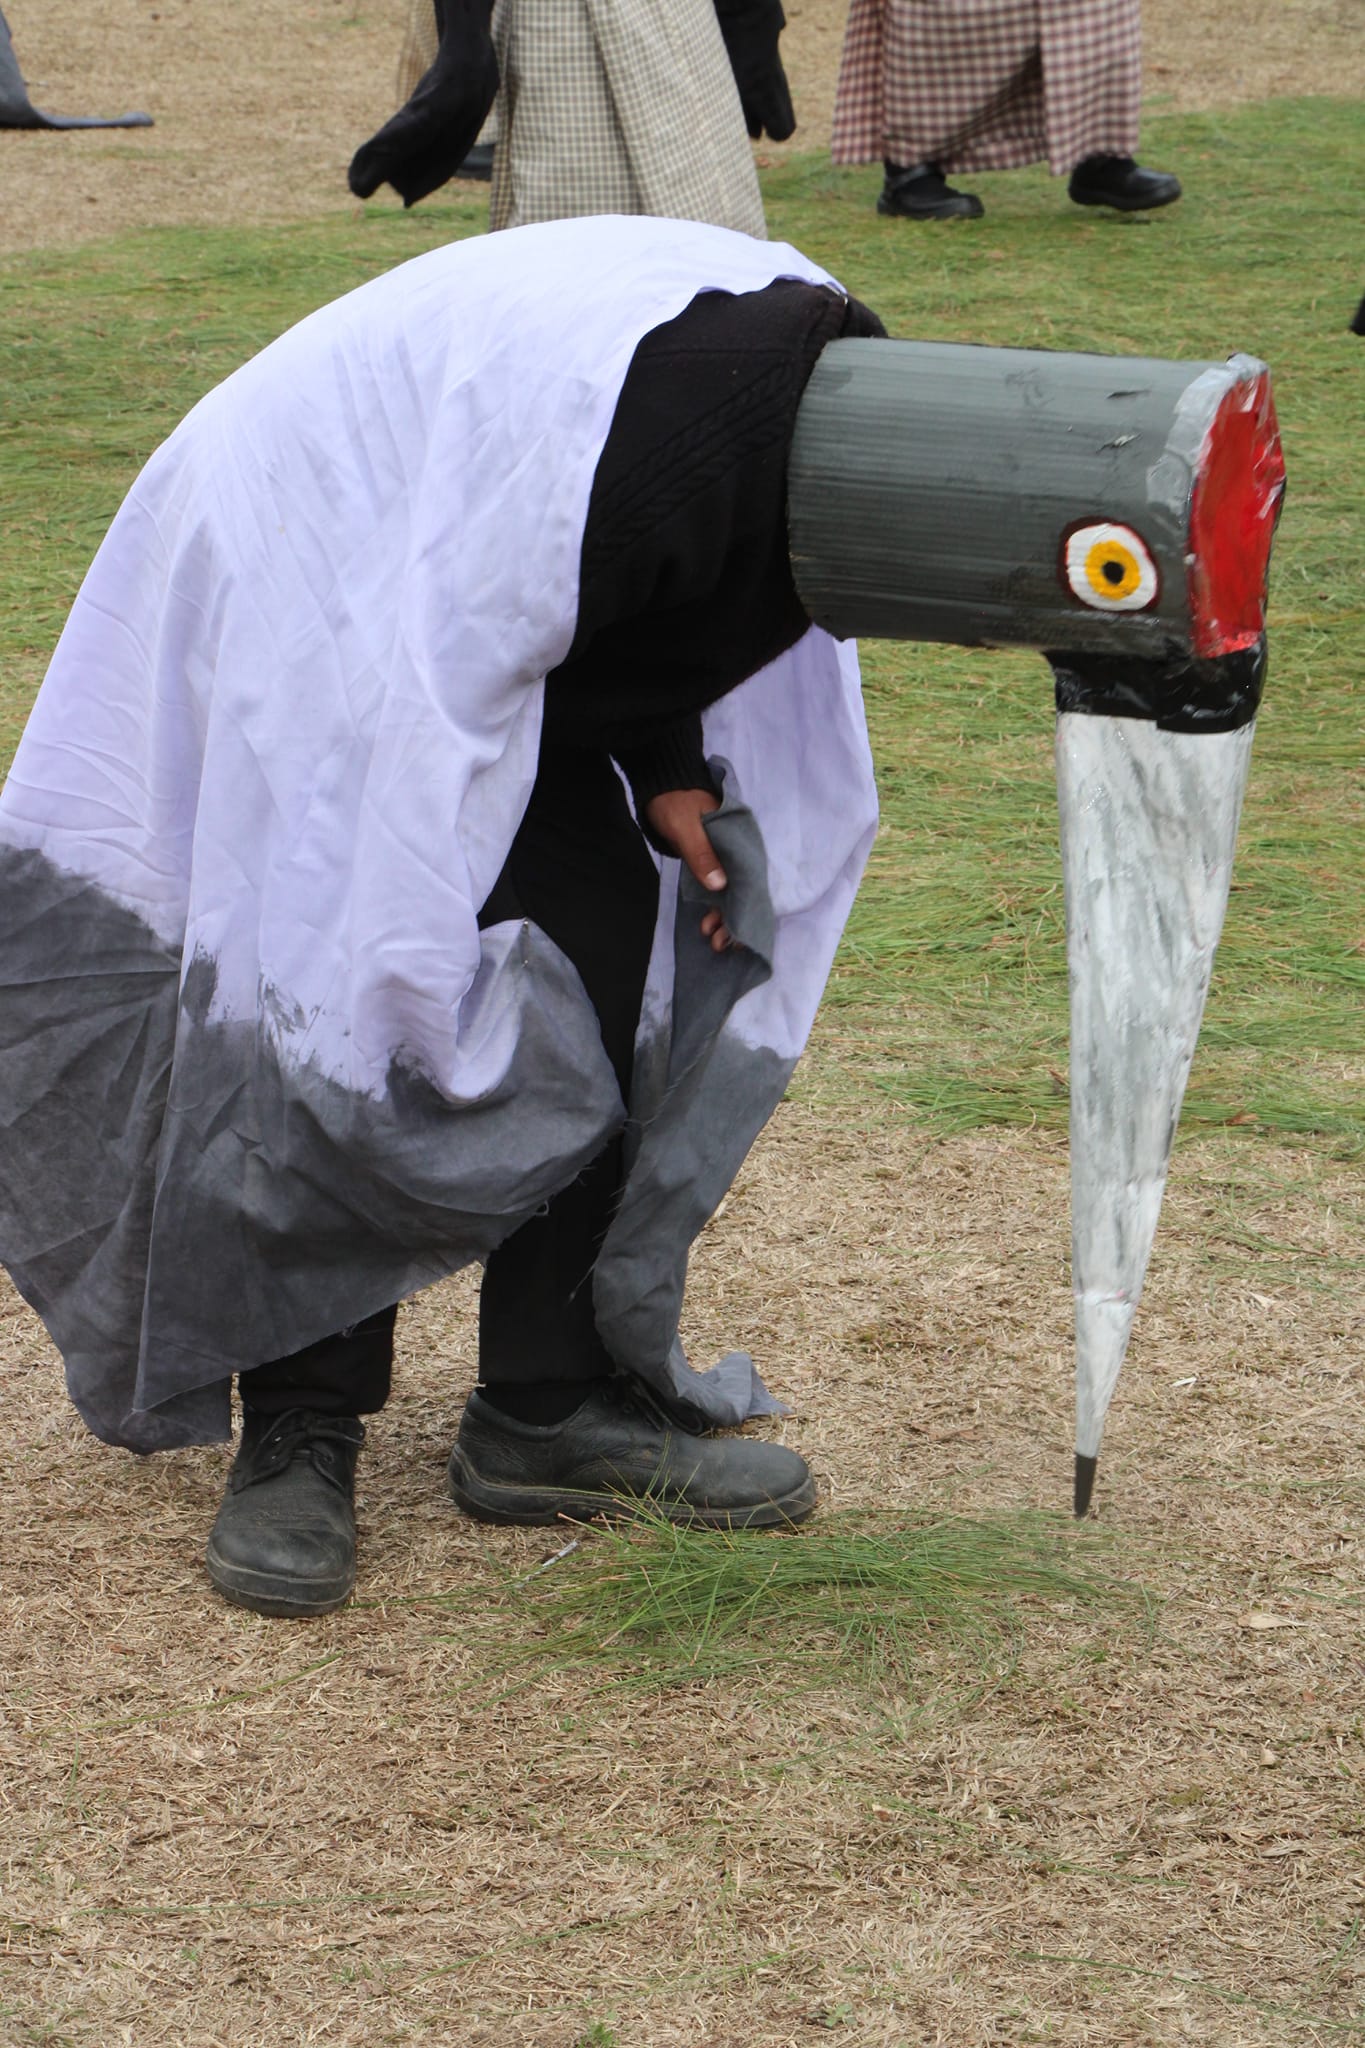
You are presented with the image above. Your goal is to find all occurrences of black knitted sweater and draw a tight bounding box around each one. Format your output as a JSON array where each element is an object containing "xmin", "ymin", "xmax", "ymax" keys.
[{"xmin": 544, "ymin": 277, "xmax": 885, "ymax": 813}]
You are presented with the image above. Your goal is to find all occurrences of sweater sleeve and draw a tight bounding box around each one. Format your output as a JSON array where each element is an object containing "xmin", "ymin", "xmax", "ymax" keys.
[{"xmin": 613, "ymin": 715, "xmax": 721, "ymax": 855}]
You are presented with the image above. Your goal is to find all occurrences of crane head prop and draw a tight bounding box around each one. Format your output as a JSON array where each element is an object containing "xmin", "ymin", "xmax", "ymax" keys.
[{"xmin": 788, "ymin": 341, "xmax": 1286, "ymax": 1515}]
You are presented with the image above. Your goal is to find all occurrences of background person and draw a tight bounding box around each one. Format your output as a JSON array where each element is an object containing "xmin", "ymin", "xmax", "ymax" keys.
[
  {"xmin": 831, "ymin": 0, "xmax": 1180, "ymax": 222},
  {"xmin": 350, "ymin": 0, "xmax": 795, "ymax": 234}
]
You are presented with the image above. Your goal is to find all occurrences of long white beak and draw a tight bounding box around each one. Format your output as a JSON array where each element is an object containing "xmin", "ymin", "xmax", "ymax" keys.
[{"xmin": 1058, "ymin": 712, "xmax": 1255, "ymax": 1514}]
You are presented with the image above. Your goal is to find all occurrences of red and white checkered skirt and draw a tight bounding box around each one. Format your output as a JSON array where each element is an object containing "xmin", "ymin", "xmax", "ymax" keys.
[{"xmin": 831, "ymin": 0, "xmax": 1141, "ymax": 175}]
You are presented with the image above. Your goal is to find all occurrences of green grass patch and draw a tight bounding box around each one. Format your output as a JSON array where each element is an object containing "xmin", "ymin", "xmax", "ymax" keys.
[
  {"xmin": 760, "ymin": 99, "xmax": 1365, "ymax": 1147},
  {"xmin": 1, "ymin": 97, "xmax": 1360, "ymax": 1145},
  {"xmin": 495, "ymin": 1506, "xmax": 1145, "ymax": 1697}
]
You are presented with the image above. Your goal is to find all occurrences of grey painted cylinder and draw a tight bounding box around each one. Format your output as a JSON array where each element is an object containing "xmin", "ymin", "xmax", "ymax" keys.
[{"xmin": 788, "ymin": 339, "xmax": 1264, "ymax": 660}]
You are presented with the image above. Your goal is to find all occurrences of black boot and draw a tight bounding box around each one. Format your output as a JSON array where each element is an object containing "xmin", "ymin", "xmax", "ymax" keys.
[
  {"xmin": 1067, "ymin": 154, "xmax": 1181, "ymax": 212},
  {"xmin": 877, "ymin": 160, "xmax": 983, "ymax": 221},
  {"xmin": 456, "ymin": 140, "xmax": 494, "ymax": 181},
  {"xmin": 448, "ymin": 1378, "xmax": 816, "ymax": 1529},
  {"xmin": 206, "ymin": 1409, "xmax": 364, "ymax": 1617}
]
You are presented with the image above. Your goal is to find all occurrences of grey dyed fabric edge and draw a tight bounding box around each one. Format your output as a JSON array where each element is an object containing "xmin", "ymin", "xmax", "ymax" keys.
[
  {"xmin": 0, "ymin": 845, "xmax": 623, "ymax": 1451},
  {"xmin": 594, "ymin": 773, "xmax": 796, "ymax": 1426},
  {"xmin": 3, "ymin": 784, "xmax": 804, "ymax": 1446}
]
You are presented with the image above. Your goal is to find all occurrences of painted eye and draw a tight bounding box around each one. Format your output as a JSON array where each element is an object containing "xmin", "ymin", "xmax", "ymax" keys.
[{"xmin": 1063, "ymin": 522, "xmax": 1159, "ymax": 612}]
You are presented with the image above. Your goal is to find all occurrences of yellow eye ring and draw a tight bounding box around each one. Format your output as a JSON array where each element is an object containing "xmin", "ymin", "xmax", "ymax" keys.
[
  {"xmin": 1063, "ymin": 521, "xmax": 1159, "ymax": 612},
  {"xmin": 1085, "ymin": 541, "xmax": 1142, "ymax": 600}
]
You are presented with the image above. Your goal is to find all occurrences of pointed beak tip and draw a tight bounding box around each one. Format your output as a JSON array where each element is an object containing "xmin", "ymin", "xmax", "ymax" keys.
[{"xmin": 1073, "ymin": 1451, "xmax": 1098, "ymax": 1518}]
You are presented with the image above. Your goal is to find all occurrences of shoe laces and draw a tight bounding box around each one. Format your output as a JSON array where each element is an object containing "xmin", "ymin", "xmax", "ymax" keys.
[{"xmin": 232, "ymin": 1409, "xmax": 364, "ymax": 1493}]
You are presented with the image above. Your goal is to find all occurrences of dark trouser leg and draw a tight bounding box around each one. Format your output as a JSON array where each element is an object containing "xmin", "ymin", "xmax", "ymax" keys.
[
  {"xmin": 475, "ymin": 741, "xmax": 659, "ymax": 1411},
  {"xmin": 238, "ymin": 1305, "xmax": 397, "ymax": 1419},
  {"xmin": 237, "ymin": 739, "xmax": 658, "ymax": 1423}
]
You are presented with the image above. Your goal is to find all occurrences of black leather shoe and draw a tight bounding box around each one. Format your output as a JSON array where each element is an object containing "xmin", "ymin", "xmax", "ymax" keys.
[
  {"xmin": 1067, "ymin": 154, "xmax": 1181, "ymax": 212},
  {"xmin": 206, "ymin": 1409, "xmax": 364, "ymax": 1616},
  {"xmin": 456, "ymin": 141, "xmax": 494, "ymax": 182},
  {"xmin": 878, "ymin": 161, "xmax": 983, "ymax": 221},
  {"xmin": 448, "ymin": 1380, "xmax": 816, "ymax": 1529}
]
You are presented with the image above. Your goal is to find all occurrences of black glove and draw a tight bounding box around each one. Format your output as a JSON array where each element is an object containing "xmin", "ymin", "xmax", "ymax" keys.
[
  {"xmin": 713, "ymin": 0, "xmax": 795, "ymax": 143},
  {"xmin": 348, "ymin": 0, "xmax": 498, "ymax": 209}
]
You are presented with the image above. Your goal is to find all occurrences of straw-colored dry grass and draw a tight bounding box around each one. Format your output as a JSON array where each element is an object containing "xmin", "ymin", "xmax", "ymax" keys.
[
  {"xmin": 4, "ymin": 1101, "xmax": 1363, "ymax": 2044},
  {"xmin": 1, "ymin": 0, "xmax": 1361, "ymax": 253},
  {"xmin": 2, "ymin": 7, "xmax": 1363, "ymax": 2043}
]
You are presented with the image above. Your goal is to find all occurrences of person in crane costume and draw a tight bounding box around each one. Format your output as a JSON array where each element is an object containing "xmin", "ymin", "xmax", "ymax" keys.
[{"xmin": 0, "ymin": 216, "xmax": 1283, "ymax": 1615}]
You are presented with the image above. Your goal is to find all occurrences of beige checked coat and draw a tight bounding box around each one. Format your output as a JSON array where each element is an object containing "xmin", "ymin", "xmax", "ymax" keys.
[
  {"xmin": 397, "ymin": 0, "xmax": 766, "ymax": 236},
  {"xmin": 831, "ymin": 0, "xmax": 1142, "ymax": 176}
]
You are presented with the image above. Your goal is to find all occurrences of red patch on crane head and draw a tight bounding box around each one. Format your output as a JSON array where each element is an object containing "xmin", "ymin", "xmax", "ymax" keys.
[{"xmin": 1188, "ymin": 370, "xmax": 1286, "ymax": 658}]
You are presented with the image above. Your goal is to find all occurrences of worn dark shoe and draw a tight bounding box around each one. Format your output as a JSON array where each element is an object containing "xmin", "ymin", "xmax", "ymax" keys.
[
  {"xmin": 448, "ymin": 1380, "xmax": 816, "ymax": 1529},
  {"xmin": 878, "ymin": 160, "xmax": 983, "ymax": 221},
  {"xmin": 205, "ymin": 1409, "xmax": 364, "ymax": 1616},
  {"xmin": 456, "ymin": 140, "xmax": 494, "ymax": 182},
  {"xmin": 1067, "ymin": 154, "xmax": 1182, "ymax": 212}
]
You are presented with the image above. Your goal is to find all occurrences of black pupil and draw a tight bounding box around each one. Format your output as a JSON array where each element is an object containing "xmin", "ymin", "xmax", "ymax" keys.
[{"xmin": 1102, "ymin": 558, "xmax": 1126, "ymax": 584}]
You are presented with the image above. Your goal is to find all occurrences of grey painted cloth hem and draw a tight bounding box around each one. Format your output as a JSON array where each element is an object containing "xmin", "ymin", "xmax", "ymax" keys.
[
  {"xmin": 596, "ymin": 765, "xmax": 794, "ymax": 1427},
  {"xmin": 0, "ymin": 845, "xmax": 626, "ymax": 1452},
  {"xmin": 0, "ymin": 783, "xmax": 795, "ymax": 1447}
]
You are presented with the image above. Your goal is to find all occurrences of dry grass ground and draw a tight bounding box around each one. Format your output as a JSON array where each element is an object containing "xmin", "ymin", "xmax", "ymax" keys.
[
  {"xmin": 0, "ymin": 0, "xmax": 1362, "ymax": 252},
  {"xmin": 4, "ymin": 1091, "xmax": 1363, "ymax": 2044},
  {"xmin": 3, "ymin": 3, "xmax": 1364, "ymax": 2043}
]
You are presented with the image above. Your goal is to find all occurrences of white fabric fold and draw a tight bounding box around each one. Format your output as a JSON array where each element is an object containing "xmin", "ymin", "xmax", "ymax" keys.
[{"xmin": 0, "ymin": 215, "xmax": 878, "ymax": 1448}]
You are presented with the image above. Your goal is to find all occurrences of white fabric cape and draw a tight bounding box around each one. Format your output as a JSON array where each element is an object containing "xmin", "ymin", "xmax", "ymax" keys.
[{"xmin": 0, "ymin": 215, "xmax": 878, "ymax": 1451}]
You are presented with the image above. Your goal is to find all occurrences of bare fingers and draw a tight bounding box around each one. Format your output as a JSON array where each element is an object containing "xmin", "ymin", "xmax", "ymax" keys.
[{"xmin": 700, "ymin": 907, "xmax": 739, "ymax": 953}]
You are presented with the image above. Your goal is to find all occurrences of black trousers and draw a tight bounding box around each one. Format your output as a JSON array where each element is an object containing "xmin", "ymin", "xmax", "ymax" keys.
[{"xmin": 238, "ymin": 742, "xmax": 661, "ymax": 1419}]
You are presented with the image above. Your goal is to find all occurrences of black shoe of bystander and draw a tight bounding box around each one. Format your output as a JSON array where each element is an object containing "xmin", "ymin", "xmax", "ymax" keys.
[
  {"xmin": 206, "ymin": 1409, "xmax": 364, "ymax": 1617},
  {"xmin": 877, "ymin": 161, "xmax": 984, "ymax": 221},
  {"xmin": 456, "ymin": 141, "xmax": 494, "ymax": 181},
  {"xmin": 448, "ymin": 1378, "xmax": 816, "ymax": 1529},
  {"xmin": 1067, "ymin": 154, "xmax": 1182, "ymax": 211}
]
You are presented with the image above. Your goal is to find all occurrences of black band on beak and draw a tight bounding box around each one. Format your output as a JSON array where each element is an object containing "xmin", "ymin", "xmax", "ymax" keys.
[{"xmin": 1048, "ymin": 638, "xmax": 1266, "ymax": 735}]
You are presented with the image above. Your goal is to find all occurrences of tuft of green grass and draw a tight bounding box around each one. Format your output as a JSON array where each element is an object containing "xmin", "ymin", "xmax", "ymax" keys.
[{"xmin": 499, "ymin": 1505, "xmax": 1149, "ymax": 1697}]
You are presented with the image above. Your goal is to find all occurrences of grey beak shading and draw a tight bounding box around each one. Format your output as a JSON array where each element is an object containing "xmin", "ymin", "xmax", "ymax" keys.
[
  {"xmin": 1057, "ymin": 712, "xmax": 1255, "ymax": 1514},
  {"xmin": 0, "ymin": 6, "xmax": 152, "ymax": 127}
]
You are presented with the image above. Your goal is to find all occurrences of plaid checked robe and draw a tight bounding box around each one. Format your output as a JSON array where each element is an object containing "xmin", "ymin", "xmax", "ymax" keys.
[
  {"xmin": 831, "ymin": 0, "xmax": 1141, "ymax": 176},
  {"xmin": 397, "ymin": 0, "xmax": 765, "ymax": 235},
  {"xmin": 489, "ymin": 0, "xmax": 765, "ymax": 234}
]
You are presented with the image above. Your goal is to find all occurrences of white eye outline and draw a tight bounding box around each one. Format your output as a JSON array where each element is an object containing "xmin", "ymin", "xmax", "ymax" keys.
[{"xmin": 1062, "ymin": 521, "xmax": 1160, "ymax": 612}]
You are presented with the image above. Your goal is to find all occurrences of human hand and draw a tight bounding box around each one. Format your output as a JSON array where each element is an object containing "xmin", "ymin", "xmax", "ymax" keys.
[{"xmin": 643, "ymin": 788, "xmax": 737, "ymax": 953}]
